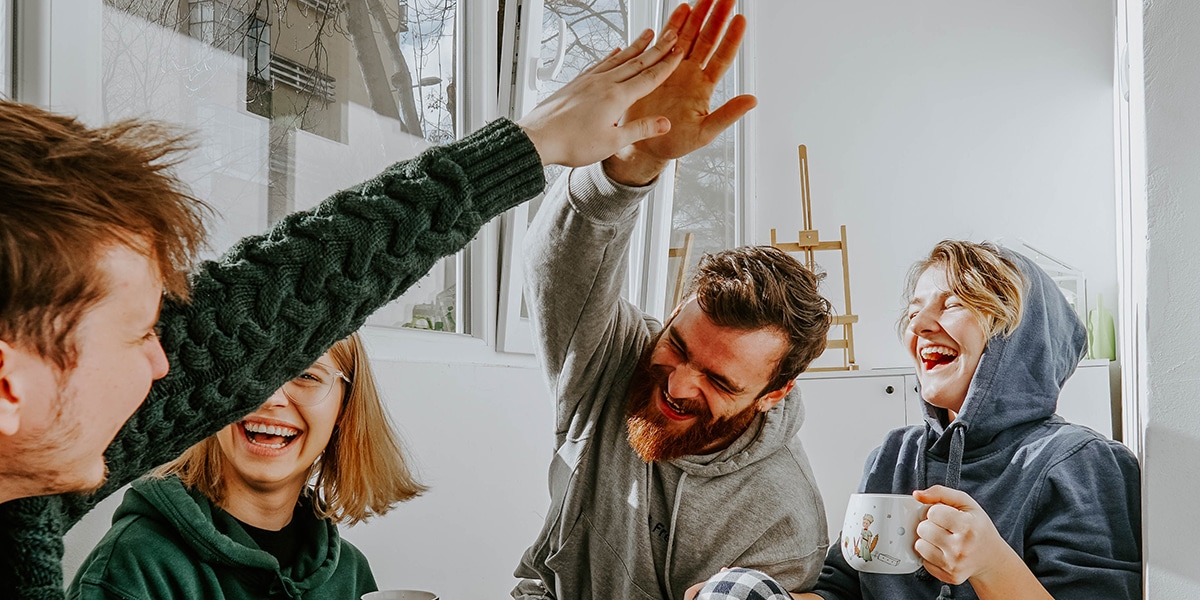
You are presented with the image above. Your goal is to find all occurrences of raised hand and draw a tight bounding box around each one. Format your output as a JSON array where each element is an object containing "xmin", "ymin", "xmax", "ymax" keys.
[
  {"xmin": 518, "ymin": 28, "xmax": 683, "ymax": 168},
  {"xmin": 603, "ymin": 0, "xmax": 758, "ymax": 185}
]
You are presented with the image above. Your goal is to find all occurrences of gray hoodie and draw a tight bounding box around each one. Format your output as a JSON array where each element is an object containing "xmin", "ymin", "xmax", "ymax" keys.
[
  {"xmin": 513, "ymin": 164, "xmax": 828, "ymax": 600},
  {"xmin": 813, "ymin": 249, "xmax": 1142, "ymax": 599}
]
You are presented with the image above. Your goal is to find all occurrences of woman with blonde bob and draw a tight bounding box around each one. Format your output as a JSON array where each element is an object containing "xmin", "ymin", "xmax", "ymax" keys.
[{"xmin": 68, "ymin": 331, "xmax": 424, "ymax": 600}]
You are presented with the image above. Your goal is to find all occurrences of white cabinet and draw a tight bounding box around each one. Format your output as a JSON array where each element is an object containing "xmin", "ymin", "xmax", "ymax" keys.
[
  {"xmin": 795, "ymin": 372, "xmax": 912, "ymax": 543},
  {"xmin": 1058, "ymin": 359, "xmax": 1119, "ymax": 440},
  {"xmin": 794, "ymin": 362, "xmax": 1118, "ymax": 543}
]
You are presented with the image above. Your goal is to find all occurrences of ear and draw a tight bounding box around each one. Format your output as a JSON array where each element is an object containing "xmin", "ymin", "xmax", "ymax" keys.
[
  {"xmin": 0, "ymin": 341, "xmax": 21, "ymax": 437},
  {"xmin": 756, "ymin": 379, "xmax": 795, "ymax": 413}
]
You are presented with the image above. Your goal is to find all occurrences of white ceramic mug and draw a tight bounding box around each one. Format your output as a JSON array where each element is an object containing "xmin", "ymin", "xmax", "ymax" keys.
[
  {"xmin": 361, "ymin": 591, "xmax": 438, "ymax": 600},
  {"xmin": 839, "ymin": 493, "xmax": 927, "ymax": 574}
]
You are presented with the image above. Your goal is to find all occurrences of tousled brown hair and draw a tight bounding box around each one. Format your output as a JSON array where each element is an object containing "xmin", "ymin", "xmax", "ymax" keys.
[
  {"xmin": 0, "ymin": 101, "xmax": 209, "ymax": 369},
  {"xmin": 155, "ymin": 332, "xmax": 427, "ymax": 525},
  {"xmin": 686, "ymin": 245, "xmax": 833, "ymax": 396},
  {"xmin": 900, "ymin": 240, "xmax": 1027, "ymax": 339}
]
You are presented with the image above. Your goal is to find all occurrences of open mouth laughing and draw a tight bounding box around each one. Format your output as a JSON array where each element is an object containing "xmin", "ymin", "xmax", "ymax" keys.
[
  {"xmin": 237, "ymin": 419, "xmax": 301, "ymax": 455},
  {"xmin": 919, "ymin": 345, "xmax": 960, "ymax": 371},
  {"xmin": 658, "ymin": 389, "xmax": 697, "ymax": 421}
]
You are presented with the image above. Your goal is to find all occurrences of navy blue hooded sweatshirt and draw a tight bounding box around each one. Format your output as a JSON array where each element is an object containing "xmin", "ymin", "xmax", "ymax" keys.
[{"xmin": 812, "ymin": 250, "xmax": 1142, "ymax": 600}]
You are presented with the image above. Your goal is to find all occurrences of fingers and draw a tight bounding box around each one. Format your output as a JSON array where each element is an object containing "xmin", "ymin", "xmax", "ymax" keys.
[
  {"xmin": 676, "ymin": 0, "xmax": 715, "ymax": 58},
  {"xmin": 590, "ymin": 29, "xmax": 655, "ymax": 75},
  {"xmin": 662, "ymin": 3, "xmax": 692, "ymax": 41},
  {"xmin": 615, "ymin": 116, "xmax": 672, "ymax": 148},
  {"xmin": 690, "ymin": 0, "xmax": 737, "ymax": 66},
  {"xmin": 701, "ymin": 94, "xmax": 757, "ymax": 141},
  {"xmin": 703, "ymin": 14, "xmax": 746, "ymax": 82},
  {"xmin": 915, "ymin": 485, "xmax": 979, "ymax": 511},
  {"xmin": 608, "ymin": 30, "xmax": 680, "ymax": 83}
]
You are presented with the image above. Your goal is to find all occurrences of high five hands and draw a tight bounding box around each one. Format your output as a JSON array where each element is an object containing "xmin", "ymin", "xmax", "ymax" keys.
[
  {"xmin": 517, "ymin": 0, "xmax": 756, "ymax": 178},
  {"xmin": 518, "ymin": 27, "xmax": 683, "ymax": 168},
  {"xmin": 604, "ymin": 0, "xmax": 758, "ymax": 185}
]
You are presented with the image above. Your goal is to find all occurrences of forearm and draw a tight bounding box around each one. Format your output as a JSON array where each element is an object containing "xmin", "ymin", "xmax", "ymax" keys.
[{"xmin": 524, "ymin": 163, "xmax": 652, "ymax": 382}]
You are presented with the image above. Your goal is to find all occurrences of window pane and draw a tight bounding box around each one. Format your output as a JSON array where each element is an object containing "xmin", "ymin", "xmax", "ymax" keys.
[{"xmin": 103, "ymin": 0, "xmax": 465, "ymax": 334}]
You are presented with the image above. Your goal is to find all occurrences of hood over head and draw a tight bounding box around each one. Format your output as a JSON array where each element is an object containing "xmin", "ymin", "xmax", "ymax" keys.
[{"xmin": 920, "ymin": 247, "xmax": 1087, "ymax": 481}]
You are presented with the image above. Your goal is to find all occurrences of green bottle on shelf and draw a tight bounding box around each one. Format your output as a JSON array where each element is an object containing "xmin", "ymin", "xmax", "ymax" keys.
[{"xmin": 1087, "ymin": 294, "xmax": 1116, "ymax": 360}]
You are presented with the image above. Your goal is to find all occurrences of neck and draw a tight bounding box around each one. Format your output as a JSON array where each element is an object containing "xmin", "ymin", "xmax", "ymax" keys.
[{"xmin": 219, "ymin": 477, "xmax": 305, "ymax": 531}]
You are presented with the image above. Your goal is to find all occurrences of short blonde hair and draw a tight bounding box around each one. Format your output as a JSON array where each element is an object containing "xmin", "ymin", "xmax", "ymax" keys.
[
  {"xmin": 900, "ymin": 240, "xmax": 1027, "ymax": 339},
  {"xmin": 155, "ymin": 331, "xmax": 426, "ymax": 525}
]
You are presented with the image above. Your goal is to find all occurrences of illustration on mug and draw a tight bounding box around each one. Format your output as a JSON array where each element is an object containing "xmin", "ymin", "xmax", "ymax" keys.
[{"xmin": 850, "ymin": 513, "xmax": 878, "ymax": 561}]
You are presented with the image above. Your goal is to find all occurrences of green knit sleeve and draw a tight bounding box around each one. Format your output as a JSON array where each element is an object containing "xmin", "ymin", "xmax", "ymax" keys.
[{"xmin": 0, "ymin": 118, "xmax": 545, "ymax": 600}]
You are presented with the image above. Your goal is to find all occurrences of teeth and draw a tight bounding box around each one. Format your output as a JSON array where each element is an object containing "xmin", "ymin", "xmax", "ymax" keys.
[
  {"xmin": 243, "ymin": 422, "xmax": 299, "ymax": 437},
  {"xmin": 920, "ymin": 345, "xmax": 959, "ymax": 360},
  {"xmin": 663, "ymin": 391, "xmax": 684, "ymax": 413}
]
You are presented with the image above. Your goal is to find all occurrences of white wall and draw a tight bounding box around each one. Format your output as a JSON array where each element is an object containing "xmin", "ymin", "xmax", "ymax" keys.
[
  {"xmin": 1142, "ymin": 0, "xmax": 1200, "ymax": 597},
  {"xmin": 747, "ymin": 0, "xmax": 1117, "ymax": 369}
]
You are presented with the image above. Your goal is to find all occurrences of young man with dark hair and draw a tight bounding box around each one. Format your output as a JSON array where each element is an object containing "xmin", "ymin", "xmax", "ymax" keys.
[
  {"xmin": 0, "ymin": 28, "xmax": 686, "ymax": 598},
  {"xmin": 512, "ymin": 2, "xmax": 835, "ymax": 598}
]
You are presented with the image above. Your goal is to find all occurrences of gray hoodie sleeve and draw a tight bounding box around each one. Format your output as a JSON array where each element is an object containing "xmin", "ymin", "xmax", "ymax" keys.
[{"xmin": 522, "ymin": 163, "xmax": 658, "ymax": 442}]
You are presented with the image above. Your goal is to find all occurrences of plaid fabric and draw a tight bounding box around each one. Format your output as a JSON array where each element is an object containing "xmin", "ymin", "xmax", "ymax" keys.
[{"xmin": 696, "ymin": 568, "xmax": 791, "ymax": 600}]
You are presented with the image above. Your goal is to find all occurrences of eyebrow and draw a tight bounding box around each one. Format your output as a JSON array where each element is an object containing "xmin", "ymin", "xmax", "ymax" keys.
[
  {"xmin": 308, "ymin": 362, "xmax": 336, "ymax": 374},
  {"xmin": 667, "ymin": 329, "xmax": 747, "ymax": 395}
]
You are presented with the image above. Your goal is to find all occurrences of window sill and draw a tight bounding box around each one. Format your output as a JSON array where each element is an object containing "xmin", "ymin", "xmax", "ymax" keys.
[{"xmin": 360, "ymin": 325, "xmax": 539, "ymax": 368}]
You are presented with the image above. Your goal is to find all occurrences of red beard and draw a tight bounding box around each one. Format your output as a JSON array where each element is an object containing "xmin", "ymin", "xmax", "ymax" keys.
[{"xmin": 624, "ymin": 335, "xmax": 761, "ymax": 463}]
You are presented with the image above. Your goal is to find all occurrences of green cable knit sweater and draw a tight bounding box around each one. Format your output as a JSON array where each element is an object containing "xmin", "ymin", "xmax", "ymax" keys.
[{"xmin": 0, "ymin": 118, "xmax": 546, "ymax": 600}]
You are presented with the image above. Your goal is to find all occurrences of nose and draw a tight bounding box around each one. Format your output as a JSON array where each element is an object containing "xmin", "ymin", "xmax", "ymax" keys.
[
  {"xmin": 908, "ymin": 305, "xmax": 940, "ymax": 335},
  {"xmin": 259, "ymin": 385, "xmax": 291, "ymax": 410},
  {"xmin": 665, "ymin": 363, "xmax": 703, "ymax": 400},
  {"xmin": 148, "ymin": 337, "xmax": 170, "ymax": 380}
]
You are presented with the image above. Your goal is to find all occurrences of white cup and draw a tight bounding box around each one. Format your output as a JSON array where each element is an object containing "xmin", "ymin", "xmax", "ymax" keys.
[
  {"xmin": 361, "ymin": 591, "xmax": 438, "ymax": 600},
  {"xmin": 839, "ymin": 493, "xmax": 927, "ymax": 574}
]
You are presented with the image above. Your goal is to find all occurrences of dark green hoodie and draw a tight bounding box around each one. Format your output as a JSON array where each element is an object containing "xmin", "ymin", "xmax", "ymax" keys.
[{"xmin": 67, "ymin": 476, "xmax": 376, "ymax": 600}]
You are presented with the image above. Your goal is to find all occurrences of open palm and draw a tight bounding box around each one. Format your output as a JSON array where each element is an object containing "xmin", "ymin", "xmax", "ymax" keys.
[{"xmin": 605, "ymin": 0, "xmax": 757, "ymax": 185}]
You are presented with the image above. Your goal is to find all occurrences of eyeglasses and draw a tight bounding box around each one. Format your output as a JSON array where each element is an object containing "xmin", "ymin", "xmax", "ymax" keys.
[{"xmin": 281, "ymin": 367, "xmax": 352, "ymax": 406}]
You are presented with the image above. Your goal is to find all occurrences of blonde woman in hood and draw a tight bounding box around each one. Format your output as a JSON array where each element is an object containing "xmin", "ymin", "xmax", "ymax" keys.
[{"xmin": 699, "ymin": 241, "xmax": 1140, "ymax": 600}]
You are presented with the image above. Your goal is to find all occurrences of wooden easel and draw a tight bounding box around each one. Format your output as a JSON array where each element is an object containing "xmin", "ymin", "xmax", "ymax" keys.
[{"xmin": 770, "ymin": 145, "xmax": 859, "ymax": 372}]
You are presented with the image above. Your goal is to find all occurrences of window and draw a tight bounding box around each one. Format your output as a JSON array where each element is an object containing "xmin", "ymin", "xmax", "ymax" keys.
[
  {"xmin": 497, "ymin": 0, "xmax": 748, "ymax": 352},
  {"xmin": 31, "ymin": 0, "xmax": 475, "ymax": 342}
]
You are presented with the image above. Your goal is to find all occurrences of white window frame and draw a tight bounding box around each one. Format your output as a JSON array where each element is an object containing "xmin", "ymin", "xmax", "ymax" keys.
[{"xmin": 1, "ymin": 0, "xmax": 12, "ymax": 97}]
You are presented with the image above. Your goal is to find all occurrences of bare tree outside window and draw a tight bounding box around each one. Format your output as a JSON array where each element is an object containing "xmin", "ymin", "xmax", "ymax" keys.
[{"xmin": 100, "ymin": 0, "xmax": 464, "ymax": 332}]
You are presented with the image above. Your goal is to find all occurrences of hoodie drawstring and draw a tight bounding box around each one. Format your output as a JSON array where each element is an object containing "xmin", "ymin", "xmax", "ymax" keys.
[
  {"xmin": 663, "ymin": 471, "xmax": 687, "ymax": 600},
  {"xmin": 945, "ymin": 426, "xmax": 965, "ymax": 489},
  {"xmin": 914, "ymin": 423, "xmax": 966, "ymax": 598},
  {"xmin": 916, "ymin": 422, "xmax": 931, "ymax": 488}
]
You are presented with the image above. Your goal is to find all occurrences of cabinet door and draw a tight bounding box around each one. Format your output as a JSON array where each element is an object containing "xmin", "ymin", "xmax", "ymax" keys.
[
  {"xmin": 904, "ymin": 374, "xmax": 925, "ymax": 426},
  {"xmin": 795, "ymin": 375, "xmax": 908, "ymax": 543},
  {"xmin": 1057, "ymin": 361, "xmax": 1115, "ymax": 439}
]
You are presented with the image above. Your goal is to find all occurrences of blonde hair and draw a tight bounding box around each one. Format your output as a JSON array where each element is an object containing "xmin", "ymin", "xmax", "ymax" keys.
[
  {"xmin": 155, "ymin": 331, "xmax": 426, "ymax": 525},
  {"xmin": 900, "ymin": 240, "xmax": 1028, "ymax": 339}
]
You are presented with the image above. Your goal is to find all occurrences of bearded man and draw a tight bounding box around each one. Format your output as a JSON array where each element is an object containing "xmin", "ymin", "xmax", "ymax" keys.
[{"xmin": 512, "ymin": 3, "xmax": 833, "ymax": 599}]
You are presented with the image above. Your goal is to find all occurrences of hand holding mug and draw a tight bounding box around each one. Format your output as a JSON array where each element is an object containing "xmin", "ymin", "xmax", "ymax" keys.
[{"xmin": 912, "ymin": 486, "xmax": 1015, "ymax": 586}]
